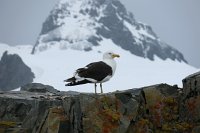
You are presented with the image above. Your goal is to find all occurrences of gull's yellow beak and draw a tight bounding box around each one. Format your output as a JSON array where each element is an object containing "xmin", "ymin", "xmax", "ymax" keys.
[{"xmin": 112, "ymin": 54, "xmax": 120, "ymax": 58}]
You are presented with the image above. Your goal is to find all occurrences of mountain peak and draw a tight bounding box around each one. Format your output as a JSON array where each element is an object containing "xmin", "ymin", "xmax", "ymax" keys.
[{"xmin": 32, "ymin": 0, "xmax": 187, "ymax": 63}]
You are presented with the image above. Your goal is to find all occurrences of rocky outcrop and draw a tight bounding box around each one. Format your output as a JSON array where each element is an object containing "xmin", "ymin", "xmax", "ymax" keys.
[
  {"xmin": 183, "ymin": 71, "xmax": 200, "ymax": 98},
  {"xmin": 0, "ymin": 51, "xmax": 35, "ymax": 91},
  {"xmin": 0, "ymin": 71, "xmax": 200, "ymax": 133},
  {"xmin": 21, "ymin": 83, "xmax": 59, "ymax": 94}
]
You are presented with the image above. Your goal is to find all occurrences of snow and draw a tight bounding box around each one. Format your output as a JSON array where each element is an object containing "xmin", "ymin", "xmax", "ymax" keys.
[
  {"xmin": 0, "ymin": 43, "xmax": 32, "ymax": 57},
  {"xmin": 124, "ymin": 21, "xmax": 140, "ymax": 39},
  {"xmin": 0, "ymin": 41, "xmax": 198, "ymax": 93},
  {"xmin": 123, "ymin": 21, "xmax": 157, "ymax": 44},
  {"xmin": 35, "ymin": 0, "xmax": 105, "ymax": 53},
  {"xmin": 138, "ymin": 28, "xmax": 156, "ymax": 40},
  {"xmin": 143, "ymin": 45, "xmax": 150, "ymax": 58},
  {"xmin": 185, "ymin": 71, "xmax": 200, "ymax": 79}
]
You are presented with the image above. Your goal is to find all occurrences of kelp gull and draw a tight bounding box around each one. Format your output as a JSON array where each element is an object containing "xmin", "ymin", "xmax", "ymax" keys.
[{"xmin": 64, "ymin": 51, "xmax": 120, "ymax": 93}]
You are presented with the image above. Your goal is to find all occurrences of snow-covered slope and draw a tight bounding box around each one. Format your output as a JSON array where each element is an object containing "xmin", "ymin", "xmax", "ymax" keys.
[
  {"xmin": 0, "ymin": 43, "xmax": 33, "ymax": 57},
  {"xmin": 0, "ymin": 42, "xmax": 198, "ymax": 93},
  {"xmin": 32, "ymin": 0, "xmax": 187, "ymax": 63}
]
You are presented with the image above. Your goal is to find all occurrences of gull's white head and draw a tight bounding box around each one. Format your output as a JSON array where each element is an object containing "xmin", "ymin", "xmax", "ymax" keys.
[{"xmin": 103, "ymin": 51, "xmax": 120, "ymax": 60}]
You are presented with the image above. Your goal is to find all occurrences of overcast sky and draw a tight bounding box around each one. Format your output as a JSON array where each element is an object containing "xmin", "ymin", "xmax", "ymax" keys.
[{"xmin": 0, "ymin": 0, "xmax": 199, "ymax": 68}]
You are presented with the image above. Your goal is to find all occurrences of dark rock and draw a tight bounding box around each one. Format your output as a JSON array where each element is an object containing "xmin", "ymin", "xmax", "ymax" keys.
[
  {"xmin": 20, "ymin": 95, "xmax": 62, "ymax": 132},
  {"xmin": 180, "ymin": 71, "xmax": 200, "ymax": 123},
  {"xmin": 115, "ymin": 92, "xmax": 133, "ymax": 104},
  {"xmin": 58, "ymin": 91, "xmax": 80, "ymax": 96},
  {"xmin": 0, "ymin": 51, "xmax": 35, "ymax": 91},
  {"xmin": 20, "ymin": 83, "xmax": 59, "ymax": 94},
  {"xmin": 34, "ymin": 106, "xmax": 70, "ymax": 133},
  {"xmin": 183, "ymin": 71, "xmax": 200, "ymax": 98},
  {"xmin": 0, "ymin": 71, "xmax": 200, "ymax": 132},
  {"xmin": 193, "ymin": 126, "xmax": 200, "ymax": 133}
]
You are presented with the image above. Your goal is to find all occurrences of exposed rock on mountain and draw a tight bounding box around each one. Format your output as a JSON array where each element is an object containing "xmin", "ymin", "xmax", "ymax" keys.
[
  {"xmin": 0, "ymin": 71, "xmax": 200, "ymax": 132},
  {"xmin": 0, "ymin": 51, "xmax": 35, "ymax": 91},
  {"xmin": 32, "ymin": 0, "xmax": 187, "ymax": 63}
]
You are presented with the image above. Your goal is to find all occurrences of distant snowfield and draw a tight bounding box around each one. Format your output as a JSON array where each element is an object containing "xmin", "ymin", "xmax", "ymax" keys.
[{"xmin": 0, "ymin": 41, "xmax": 198, "ymax": 93}]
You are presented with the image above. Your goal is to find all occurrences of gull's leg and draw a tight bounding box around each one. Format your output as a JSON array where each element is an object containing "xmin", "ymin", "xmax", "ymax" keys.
[
  {"xmin": 95, "ymin": 83, "xmax": 97, "ymax": 94},
  {"xmin": 100, "ymin": 83, "xmax": 103, "ymax": 93}
]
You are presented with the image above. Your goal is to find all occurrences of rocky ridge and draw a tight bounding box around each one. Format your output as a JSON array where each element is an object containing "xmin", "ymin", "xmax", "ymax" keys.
[
  {"xmin": 0, "ymin": 51, "xmax": 35, "ymax": 91},
  {"xmin": 0, "ymin": 71, "xmax": 200, "ymax": 133}
]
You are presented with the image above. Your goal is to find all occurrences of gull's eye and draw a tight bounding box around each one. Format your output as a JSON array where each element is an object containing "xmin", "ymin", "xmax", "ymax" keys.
[{"xmin": 108, "ymin": 52, "xmax": 112, "ymax": 55}]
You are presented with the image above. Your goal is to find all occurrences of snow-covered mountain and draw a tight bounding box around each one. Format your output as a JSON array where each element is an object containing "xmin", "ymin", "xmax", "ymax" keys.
[
  {"xmin": 0, "ymin": 42, "xmax": 198, "ymax": 92},
  {"xmin": 32, "ymin": 0, "xmax": 187, "ymax": 63}
]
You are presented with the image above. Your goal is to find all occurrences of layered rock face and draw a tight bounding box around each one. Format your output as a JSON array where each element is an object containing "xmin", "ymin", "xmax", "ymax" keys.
[
  {"xmin": 0, "ymin": 71, "xmax": 200, "ymax": 133},
  {"xmin": 0, "ymin": 51, "xmax": 35, "ymax": 91}
]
